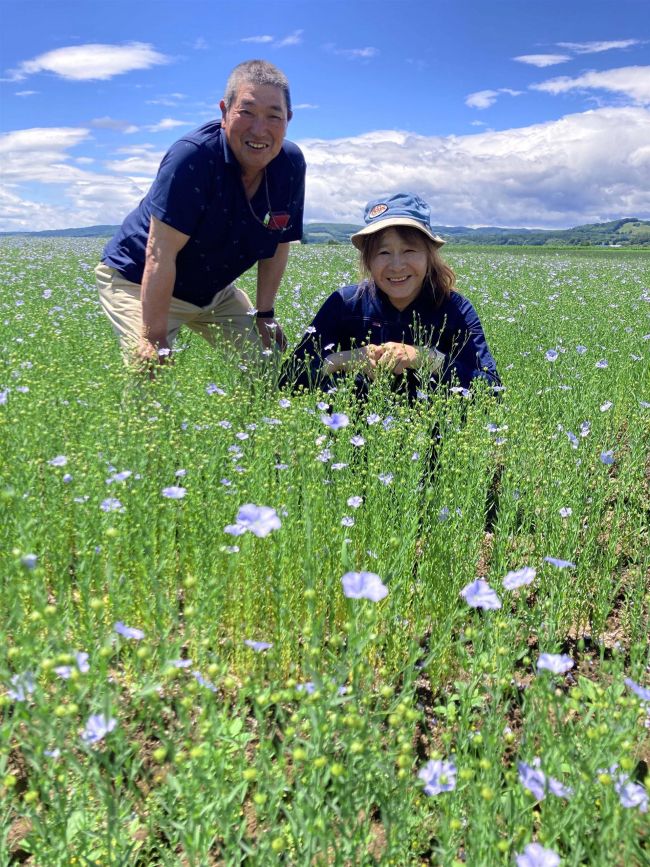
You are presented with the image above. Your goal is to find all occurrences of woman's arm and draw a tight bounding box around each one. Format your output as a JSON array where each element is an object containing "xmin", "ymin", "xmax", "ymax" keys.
[{"xmin": 439, "ymin": 296, "xmax": 500, "ymax": 389}]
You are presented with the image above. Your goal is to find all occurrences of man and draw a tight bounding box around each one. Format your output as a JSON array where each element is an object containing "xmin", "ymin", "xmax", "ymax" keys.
[{"xmin": 95, "ymin": 59, "xmax": 305, "ymax": 367}]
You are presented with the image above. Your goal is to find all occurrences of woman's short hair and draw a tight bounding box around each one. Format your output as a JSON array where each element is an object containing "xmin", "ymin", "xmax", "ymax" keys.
[
  {"xmin": 359, "ymin": 226, "xmax": 456, "ymax": 306},
  {"xmin": 223, "ymin": 60, "xmax": 292, "ymax": 115}
]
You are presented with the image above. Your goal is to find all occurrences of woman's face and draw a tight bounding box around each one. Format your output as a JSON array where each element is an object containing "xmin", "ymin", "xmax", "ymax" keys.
[{"xmin": 368, "ymin": 228, "xmax": 428, "ymax": 310}]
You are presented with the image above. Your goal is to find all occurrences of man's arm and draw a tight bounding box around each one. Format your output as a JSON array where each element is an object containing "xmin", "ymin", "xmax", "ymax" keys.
[
  {"xmin": 139, "ymin": 216, "xmax": 190, "ymax": 363},
  {"xmin": 256, "ymin": 241, "xmax": 291, "ymax": 349}
]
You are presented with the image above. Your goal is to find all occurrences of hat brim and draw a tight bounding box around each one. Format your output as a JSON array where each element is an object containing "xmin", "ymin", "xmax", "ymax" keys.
[{"xmin": 350, "ymin": 217, "xmax": 445, "ymax": 251}]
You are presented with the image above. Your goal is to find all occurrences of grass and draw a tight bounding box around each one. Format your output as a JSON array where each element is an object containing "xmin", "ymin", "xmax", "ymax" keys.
[{"xmin": 0, "ymin": 238, "xmax": 648, "ymax": 865}]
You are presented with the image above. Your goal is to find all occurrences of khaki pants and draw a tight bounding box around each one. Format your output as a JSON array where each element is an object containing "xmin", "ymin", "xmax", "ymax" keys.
[{"xmin": 95, "ymin": 263, "xmax": 262, "ymax": 360}]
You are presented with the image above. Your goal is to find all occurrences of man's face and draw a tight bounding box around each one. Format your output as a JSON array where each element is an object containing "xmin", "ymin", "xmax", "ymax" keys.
[{"xmin": 220, "ymin": 83, "xmax": 291, "ymax": 177}]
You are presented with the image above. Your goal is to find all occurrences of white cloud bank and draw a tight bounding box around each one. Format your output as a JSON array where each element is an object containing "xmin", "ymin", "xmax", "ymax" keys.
[
  {"xmin": 465, "ymin": 88, "xmax": 521, "ymax": 109},
  {"xmin": 0, "ymin": 127, "xmax": 150, "ymax": 230},
  {"xmin": 240, "ymin": 30, "xmax": 303, "ymax": 48},
  {"xmin": 298, "ymin": 107, "xmax": 650, "ymax": 228},
  {"xmin": 532, "ymin": 65, "xmax": 650, "ymax": 105},
  {"xmin": 1, "ymin": 107, "xmax": 649, "ymax": 231},
  {"xmin": 7, "ymin": 42, "xmax": 169, "ymax": 82},
  {"xmin": 514, "ymin": 54, "xmax": 570, "ymax": 68},
  {"xmin": 556, "ymin": 39, "xmax": 643, "ymax": 55}
]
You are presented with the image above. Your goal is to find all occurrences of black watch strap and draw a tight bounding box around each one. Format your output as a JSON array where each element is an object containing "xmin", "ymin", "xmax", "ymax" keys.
[{"xmin": 256, "ymin": 308, "xmax": 275, "ymax": 318}]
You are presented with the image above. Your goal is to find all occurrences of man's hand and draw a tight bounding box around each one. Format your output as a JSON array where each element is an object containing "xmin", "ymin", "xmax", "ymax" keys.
[
  {"xmin": 136, "ymin": 337, "xmax": 172, "ymax": 377},
  {"xmin": 256, "ymin": 316, "xmax": 287, "ymax": 351}
]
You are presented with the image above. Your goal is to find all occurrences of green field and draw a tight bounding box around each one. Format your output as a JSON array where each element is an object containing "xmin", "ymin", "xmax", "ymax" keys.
[{"xmin": 1, "ymin": 239, "xmax": 649, "ymax": 865}]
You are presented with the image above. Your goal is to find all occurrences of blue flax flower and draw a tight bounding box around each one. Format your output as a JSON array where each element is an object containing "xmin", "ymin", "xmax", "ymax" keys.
[
  {"xmin": 8, "ymin": 671, "xmax": 36, "ymax": 702},
  {"xmin": 624, "ymin": 677, "xmax": 650, "ymax": 702},
  {"xmin": 100, "ymin": 498, "xmax": 124, "ymax": 512},
  {"xmin": 296, "ymin": 682, "xmax": 315, "ymax": 694},
  {"xmin": 544, "ymin": 556, "xmax": 576, "ymax": 569},
  {"xmin": 54, "ymin": 651, "xmax": 90, "ymax": 680},
  {"xmin": 81, "ymin": 714, "xmax": 117, "ymax": 745},
  {"xmin": 342, "ymin": 571, "xmax": 388, "ymax": 602},
  {"xmin": 515, "ymin": 843, "xmax": 560, "ymax": 867},
  {"xmin": 418, "ymin": 758, "xmax": 457, "ymax": 796},
  {"xmin": 224, "ymin": 504, "xmax": 281, "ymax": 538},
  {"xmin": 600, "ymin": 450, "xmax": 615, "ymax": 465},
  {"xmin": 244, "ymin": 639, "xmax": 273, "ymax": 652},
  {"xmin": 321, "ymin": 412, "xmax": 349, "ymax": 431},
  {"xmin": 162, "ymin": 486, "xmax": 187, "ymax": 499},
  {"xmin": 518, "ymin": 758, "xmax": 572, "ymax": 801},
  {"xmin": 537, "ymin": 653, "xmax": 574, "ymax": 674},
  {"xmin": 461, "ymin": 579, "xmax": 502, "ymax": 610},
  {"xmin": 503, "ymin": 566, "xmax": 536, "ymax": 590},
  {"xmin": 192, "ymin": 670, "xmax": 217, "ymax": 692},
  {"xmin": 614, "ymin": 773, "xmax": 648, "ymax": 812},
  {"xmin": 114, "ymin": 621, "xmax": 145, "ymax": 640}
]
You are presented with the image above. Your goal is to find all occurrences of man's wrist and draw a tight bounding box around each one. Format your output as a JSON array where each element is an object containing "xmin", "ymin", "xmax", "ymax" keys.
[{"xmin": 256, "ymin": 307, "xmax": 275, "ymax": 319}]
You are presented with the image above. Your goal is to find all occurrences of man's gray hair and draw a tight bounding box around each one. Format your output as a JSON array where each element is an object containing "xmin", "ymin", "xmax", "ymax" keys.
[{"xmin": 223, "ymin": 59, "xmax": 292, "ymax": 114}]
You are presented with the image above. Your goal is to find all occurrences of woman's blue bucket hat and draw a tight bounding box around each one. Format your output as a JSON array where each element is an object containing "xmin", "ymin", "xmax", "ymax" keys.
[{"xmin": 350, "ymin": 192, "xmax": 445, "ymax": 250}]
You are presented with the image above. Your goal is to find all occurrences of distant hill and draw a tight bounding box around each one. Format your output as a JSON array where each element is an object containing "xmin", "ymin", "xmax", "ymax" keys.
[
  {"xmin": 1, "ymin": 218, "xmax": 649, "ymax": 246},
  {"xmin": 302, "ymin": 217, "xmax": 650, "ymax": 247},
  {"xmin": 0, "ymin": 225, "xmax": 121, "ymax": 238}
]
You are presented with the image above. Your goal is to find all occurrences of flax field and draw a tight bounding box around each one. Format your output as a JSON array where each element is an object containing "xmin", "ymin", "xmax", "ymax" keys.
[{"xmin": 0, "ymin": 238, "xmax": 649, "ymax": 866}]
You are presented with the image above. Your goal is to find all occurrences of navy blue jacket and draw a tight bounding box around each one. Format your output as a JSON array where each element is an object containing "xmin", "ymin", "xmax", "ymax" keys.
[{"xmin": 286, "ymin": 281, "xmax": 499, "ymax": 392}]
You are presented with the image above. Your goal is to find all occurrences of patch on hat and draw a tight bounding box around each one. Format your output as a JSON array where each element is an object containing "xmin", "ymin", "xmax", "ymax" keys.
[{"xmin": 368, "ymin": 203, "xmax": 388, "ymax": 219}]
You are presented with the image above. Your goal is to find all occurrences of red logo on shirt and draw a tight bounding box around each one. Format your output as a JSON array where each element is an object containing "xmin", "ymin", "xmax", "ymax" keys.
[{"xmin": 268, "ymin": 212, "xmax": 290, "ymax": 230}]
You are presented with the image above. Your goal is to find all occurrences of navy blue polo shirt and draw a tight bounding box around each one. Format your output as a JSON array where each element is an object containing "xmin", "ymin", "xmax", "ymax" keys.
[
  {"xmin": 289, "ymin": 282, "xmax": 500, "ymax": 390},
  {"xmin": 102, "ymin": 121, "xmax": 305, "ymax": 306}
]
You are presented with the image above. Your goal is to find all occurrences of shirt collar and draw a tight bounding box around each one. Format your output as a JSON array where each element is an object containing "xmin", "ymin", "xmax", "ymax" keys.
[{"xmin": 218, "ymin": 123, "xmax": 239, "ymax": 168}]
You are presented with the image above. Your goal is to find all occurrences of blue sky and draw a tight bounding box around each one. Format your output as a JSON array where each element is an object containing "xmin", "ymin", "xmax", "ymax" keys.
[{"xmin": 1, "ymin": 0, "xmax": 649, "ymax": 231}]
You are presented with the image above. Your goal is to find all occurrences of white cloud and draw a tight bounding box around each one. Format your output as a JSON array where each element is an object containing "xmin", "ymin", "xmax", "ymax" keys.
[
  {"xmin": 241, "ymin": 35, "xmax": 274, "ymax": 44},
  {"xmin": 15, "ymin": 90, "xmax": 38, "ymax": 97},
  {"xmin": 240, "ymin": 31, "xmax": 302, "ymax": 47},
  {"xmin": 91, "ymin": 117, "xmax": 140, "ymax": 134},
  {"xmin": 325, "ymin": 44, "xmax": 379, "ymax": 60},
  {"xmin": 8, "ymin": 42, "xmax": 169, "ymax": 82},
  {"xmin": 514, "ymin": 54, "xmax": 570, "ymax": 68},
  {"xmin": 145, "ymin": 118, "xmax": 192, "ymax": 133},
  {"xmin": 466, "ymin": 88, "xmax": 521, "ymax": 109},
  {"xmin": 146, "ymin": 93, "xmax": 188, "ymax": 106},
  {"xmin": 104, "ymin": 145, "xmax": 165, "ymax": 177},
  {"xmin": 293, "ymin": 103, "xmax": 319, "ymax": 111},
  {"xmin": 193, "ymin": 37, "xmax": 209, "ymax": 51},
  {"xmin": 275, "ymin": 30, "xmax": 303, "ymax": 48},
  {"xmin": 532, "ymin": 65, "xmax": 650, "ymax": 105},
  {"xmin": 556, "ymin": 39, "xmax": 642, "ymax": 55},
  {"xmin": 466, "ymin": 90, "xmax": 499, "ymax": 109},
  {"xmin": 297, "ymin": 107, "xmax": 650, "ymax": 228}
]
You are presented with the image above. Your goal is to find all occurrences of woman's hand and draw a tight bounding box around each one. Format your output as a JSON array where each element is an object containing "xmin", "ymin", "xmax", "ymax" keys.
[
  {"xmin": 323, "ymin": 344, "xmax": 382, "ymax": 377},
  {"xmin": 375, "ymin": 342, "xmax": 420, "ymax": 376}
]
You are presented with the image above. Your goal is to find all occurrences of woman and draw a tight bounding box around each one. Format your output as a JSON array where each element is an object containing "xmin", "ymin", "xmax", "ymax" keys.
[{"xmin": 286, "ymin": 192, "xmax": 499, "ymax": 396}]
